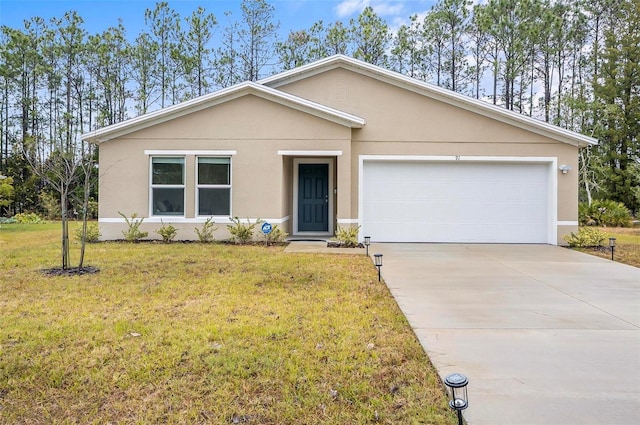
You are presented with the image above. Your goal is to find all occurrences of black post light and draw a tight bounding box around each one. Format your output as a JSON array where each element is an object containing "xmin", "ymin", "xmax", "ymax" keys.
[
  {"xmin": 364, "ymin": 236, "xmax": 371, "ymax": 256},
  {"xmin": 444, "ymin": 373, "xmax": 469, "ymax": 425},
  {"xmin": 374, "ymin": 253, "xmax": 383, "ymax": 282},
  {"xmin": 609, "ymin": 237, "xmax": 616, "ymax": 261}
]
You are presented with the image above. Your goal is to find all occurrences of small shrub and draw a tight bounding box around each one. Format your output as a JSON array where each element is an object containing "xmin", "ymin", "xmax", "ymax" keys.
[
  {"xmin": 195, "ymin": 217, "xmax": 218, "ymax": 242},
  {"xmin": 40, "ymin": 192, "xmax": 61, "ymax": 220},
  {"xmin": 227, "ymin": 217, "xmax": 262, "ymax": 244},
  {"xmin": 74, "ymin": 222, "xmax": 101, "ymax": 243},
  {"xmin": 155, "ymin": 220, "xmax": 178, "ymax": 243},
  {"xmin": 0, "ymin": 217, "xmax": 16, "ymax": 224},
  {"xmin": 579, "ymin": 200, "xmax": 632, "ymax": 227},
  {"xmin": 118, "ymin": 211, "xmax": 148, "ymax": 242},
  {"xmin": 563, "ymin": 227, "xmax": 606, "ymax": 247},
  {"xmin": 264, "ymin": 224, "xmax": 288, "ymax": 245},
  {"xmin": 333, "ymin": 225, "xmax": 360, "ymax": 248},
  {"xmin": 13, "ymin": 212, "xmax": 43, "ymax": 224}
]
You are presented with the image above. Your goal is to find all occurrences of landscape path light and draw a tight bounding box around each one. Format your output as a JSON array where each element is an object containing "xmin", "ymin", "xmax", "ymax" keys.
[
  {"xmin": 609, "ymin": 237, "xmax": 616, "ymax": 261},
  {"xmin": 364, "ymin": 236, "xmax": 371, "ymax": 256},
  {"xmin": 444, "ymin": 373, "xmax": 469, "ymax": 425},
  {"xmin": 374, "ymin": 253, "xmax": 383, "ymax": 281}
]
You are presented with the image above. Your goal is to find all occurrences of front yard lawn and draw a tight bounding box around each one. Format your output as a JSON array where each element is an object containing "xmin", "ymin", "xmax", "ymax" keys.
[
  {"xmin": 0, "ymin": 223, "xmax": 455, "ymax": 424},
  {"xmin": 575, "ymin": 226, "xmax": 640, "ymax": 268}
]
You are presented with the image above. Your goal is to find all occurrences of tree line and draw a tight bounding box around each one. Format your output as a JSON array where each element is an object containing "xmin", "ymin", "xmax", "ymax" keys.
[{"xmin": 0, "ymin": 0, "xmax": 638, "ymax": 218}]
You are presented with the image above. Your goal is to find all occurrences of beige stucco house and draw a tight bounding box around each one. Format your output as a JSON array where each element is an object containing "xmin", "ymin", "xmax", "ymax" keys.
[{"xmin": 82, "ymin": 55, "xmax": 597, "ymax": 244}]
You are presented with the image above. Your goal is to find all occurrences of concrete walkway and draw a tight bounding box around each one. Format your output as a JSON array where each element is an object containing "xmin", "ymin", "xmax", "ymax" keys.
[{"xmin": 373, "ymin": 244, "xmax": 640, "ymax": 425}]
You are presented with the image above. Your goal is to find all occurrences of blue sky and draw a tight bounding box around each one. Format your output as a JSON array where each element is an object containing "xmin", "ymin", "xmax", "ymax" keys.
[{"xmin": 0, "ymin": 0, "xmax": 438, "ymax": 38}]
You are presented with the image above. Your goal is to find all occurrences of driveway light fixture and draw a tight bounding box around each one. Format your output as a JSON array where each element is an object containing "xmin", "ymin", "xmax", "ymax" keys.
[
  {"xmin": 374, "ymin": 253, "xmax": 383, "ymax": 281},
  {"xmin": 444, "ymin": 373, "xmax": 469, "ymax": 425},
  {"xmin": 364, "ymin": 236, "xmax": 371, "ymax": 256},
  {"xmin": 609, "ymin": 237, "xmax": 616, "ymax": 261}
]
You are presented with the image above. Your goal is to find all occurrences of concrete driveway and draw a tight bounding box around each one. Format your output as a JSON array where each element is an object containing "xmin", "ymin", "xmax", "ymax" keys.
[{"xmin": 373, "ymin": 244, "xmax": 640, "ymax": 425}]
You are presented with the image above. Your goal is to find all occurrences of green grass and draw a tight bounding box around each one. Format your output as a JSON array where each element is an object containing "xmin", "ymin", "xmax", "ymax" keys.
[
  {"xmin": 575, "ymin": 226, "xmax": 640, "ymax": 268},
  {"xmin": 0, "ymin": 223, "xmax": 455, "ymax": 424}
]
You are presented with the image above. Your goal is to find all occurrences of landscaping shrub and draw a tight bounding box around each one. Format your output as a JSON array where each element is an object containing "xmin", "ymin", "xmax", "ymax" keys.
[
  {"xmin": 333, "ymin": 225, "xmax": 360, "ymax": 247},
  {"xmin": 155, "ymin": 220, "xmax": 178, "ymax": 242},
  {"xmin": 0, "ymin": 217, "xmax": 16, "ymax": 224},
  {"xmin": 563, "ymin": 227, "xmax": 606, "ymax": 247},
  {"xmin": 118, "ymin": 211, "xmax": 148, "ymax": 242},
  {"xmin": 264, "ymin": 224, "xmax": 288, "ymax": 245},
  {"xmin": 74, "ymin": 222, "xmax": 101, "ymax": 243},
  {"xmin": 13, "ymin": 212, "xmax": 43, "ymax": 224},
  {"xmin": 579, "ymin": 200, "xmax": 632, "ymax": 227},
  {"xmin": 39, "ymin": 192, "xmax": 61, "ymax": 219},
  {"xmin": 227, "ymin": 217, "xmax": 261, "ymax": 244},
  {"xmin": 194, "ymin": 217, "xmax": 218, "ymax": 242}
]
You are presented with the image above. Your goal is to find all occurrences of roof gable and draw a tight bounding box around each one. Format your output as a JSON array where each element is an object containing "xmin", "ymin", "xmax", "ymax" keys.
[
  {"xmin": 259, "ymin": 55, "xmax": 597, "ymax": 148},
  {"xmin": 82, "ymin": 81, "xmax": 365, "ymax": 144}
]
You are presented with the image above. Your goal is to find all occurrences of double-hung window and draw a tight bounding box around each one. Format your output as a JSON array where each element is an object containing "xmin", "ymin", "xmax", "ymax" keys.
[
  {"xmin": 151, "ymin": 157, "xmax": 185, "ymax": 216},
  {"xmin": 197, "ymin": 157, "xmax": 231, "ymax": 216}
]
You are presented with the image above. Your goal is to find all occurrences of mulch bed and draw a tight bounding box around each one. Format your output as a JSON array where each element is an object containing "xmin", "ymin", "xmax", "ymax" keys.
[{"xmin": 41, "ymin": 266, "xmax": 100, "ymax": 276}]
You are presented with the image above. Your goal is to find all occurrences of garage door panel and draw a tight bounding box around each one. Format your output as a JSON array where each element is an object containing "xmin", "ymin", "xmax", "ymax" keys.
[{"xmin": 362, "ymin": 161, "xmax": 550, "ymax": 243}]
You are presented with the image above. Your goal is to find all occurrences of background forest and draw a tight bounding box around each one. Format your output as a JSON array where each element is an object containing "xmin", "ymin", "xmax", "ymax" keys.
[{"xmin": 0, "ymin": 0, "xmax": 638, "ymax": 220}]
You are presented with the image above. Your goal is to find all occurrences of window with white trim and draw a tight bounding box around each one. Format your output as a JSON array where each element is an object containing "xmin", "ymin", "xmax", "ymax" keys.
[
  {"xmin": 151, "ymin": 157, "xmax": 185, "ymax": 216},
  {"xmin": 197, "ymin": 157, "xmax": 231, "ymax": 216}
]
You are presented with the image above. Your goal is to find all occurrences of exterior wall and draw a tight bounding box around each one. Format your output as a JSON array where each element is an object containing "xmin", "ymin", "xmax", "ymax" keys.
[
  {"xmin": 98, "ymin": 94, "xmax": 351, "ymax": 240},
  {"xmin": 277, "ymin": 69, "xmax": 580, "ymax": 244}
]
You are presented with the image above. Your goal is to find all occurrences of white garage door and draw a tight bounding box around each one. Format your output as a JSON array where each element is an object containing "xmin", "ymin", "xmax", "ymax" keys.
[{"xmin": 362, "ymin": 161, "xmax": 550, "ymax": 243}]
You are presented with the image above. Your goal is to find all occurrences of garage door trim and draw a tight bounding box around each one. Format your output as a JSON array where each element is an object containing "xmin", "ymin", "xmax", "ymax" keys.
[{"xmin": 358, "ymin": 155, "xmax": 558, "ymax": 244}]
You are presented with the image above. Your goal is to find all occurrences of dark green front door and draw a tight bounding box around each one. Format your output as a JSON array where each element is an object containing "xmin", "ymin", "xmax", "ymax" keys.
[{"xmin": 298, "ymin": 164, "xmax": 329, "ymax": 232}]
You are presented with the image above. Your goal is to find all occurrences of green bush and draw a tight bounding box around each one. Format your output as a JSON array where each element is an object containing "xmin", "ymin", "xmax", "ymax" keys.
[
  {"xmin": 563, "ymin": 227, "xmax": 606, "ymax": 247},
  {"xmin": 0, "ymin": 217, "xmax": 16, "ymax": 224},
  {"xmin": 118, "ymin": 212, "xmax": 148, "ymax": 242},
  {"xmin": 227, "ymin": 217, "xmax": 262, "ymax": 244},
  {"xmin": 13, "ymin": 212, "xmax": 43, "ymax": 224},
  {"xmin": 264, "ymin": 224, "xmax": 288, "ymax": 245},
  {"xmin": 39, "ymin": 192, "xmax": 61, "ymax": 220},
  {"xmin": 74, "ymin": 222, "xmax": 101, "ymax": 243},
  {"xmin": 579, "ymin": 200, "xmax": 632, "ymax": 227},
  {"xmin": 155, "ymin": 220, "xmax": 178, "ymax": 243},
  {"xmin": 195, "ymin": 217, "xmax": 218, "ymax": 242},
  {"xmin": 333, "ymin": 225, "xmax": 360, "ymax": 248}
]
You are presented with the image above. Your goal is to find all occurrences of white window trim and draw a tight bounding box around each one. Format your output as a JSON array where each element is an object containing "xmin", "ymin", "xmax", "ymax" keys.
[
  {"xmin": 145, "ymin": 150, "xmax": 237, "ymax": 156},
  {"xmin": 358, "ymin": 155, "xmax": 559, "ymax": 245},
  {"xmin": 293, "ymin": 158, "xmax": 335, "ymax": 236},
  {"xmin": 196, "ymin": 156, "xmax": 233, "ymax": 218},
  {"xmin": 149, "ymin": 156, "xmax": 186, "ymax": 218}
]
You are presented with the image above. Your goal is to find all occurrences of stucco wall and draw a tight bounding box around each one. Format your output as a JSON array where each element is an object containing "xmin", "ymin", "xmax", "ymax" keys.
[
  {"xmin": 98, "ymin": 94, "xmax": 351, "ymax": 240},
  {"xmin": 275, "ymin": 68, "xmax": 580, "ymax": 243}
]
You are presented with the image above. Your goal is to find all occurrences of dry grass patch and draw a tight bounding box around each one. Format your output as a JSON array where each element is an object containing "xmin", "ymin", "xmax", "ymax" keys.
[
  {"xmin": 0, "ymin": 223, "xmax": 455, "ymax": 424},
  {"xmin": 575, "ymin": 226, "xmax": 640, "ymax": 268}
]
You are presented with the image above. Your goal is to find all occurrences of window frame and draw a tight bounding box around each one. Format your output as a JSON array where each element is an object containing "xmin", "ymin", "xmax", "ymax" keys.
[
  {"xmin": 196, "ymin": 156, "xmax": 232, "ymax": 217},
  {"xmin": 149, "ymin": 156, "xmax": 186, "ymax": 217}
]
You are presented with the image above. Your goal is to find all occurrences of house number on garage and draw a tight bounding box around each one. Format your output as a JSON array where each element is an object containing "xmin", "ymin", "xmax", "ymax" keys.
[{"xmin": 455, "ymin": 155, "xmax": 461, "ymax": 160}]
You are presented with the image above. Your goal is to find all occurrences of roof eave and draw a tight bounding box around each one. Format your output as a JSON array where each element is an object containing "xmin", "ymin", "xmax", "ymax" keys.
[
  {"xmin": 81, "ymin": 80, "xmax": 365, "ymax": 144},
  {"xmin": 260, "ymin": 55, "xmax": 598, "ymax": 148}
]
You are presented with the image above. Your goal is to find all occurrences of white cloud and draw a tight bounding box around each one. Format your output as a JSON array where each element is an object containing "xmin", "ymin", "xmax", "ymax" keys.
[{"xmin": 334, "ymin": 0, "xmax": 409, "ymax": 19}]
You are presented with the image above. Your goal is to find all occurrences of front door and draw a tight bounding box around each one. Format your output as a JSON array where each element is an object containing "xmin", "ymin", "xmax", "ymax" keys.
[{"xmin": 298, "ymin": 163, "xmax": 329, "ymax": 232}]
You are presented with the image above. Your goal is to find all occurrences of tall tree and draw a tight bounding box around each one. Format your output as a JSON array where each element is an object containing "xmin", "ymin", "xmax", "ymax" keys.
[
  {"xmin": 236, "ymin": 0, "xmax": 279, "ymax": 81},
  {"xmin": 144, "ymin": 2, "xmax": 180, "ymax": 107},
  {"xmin": 433, "ymin": 0, "xmax": 471, "ymax": 92},
  {"xmin": 350, "ymin": 6, "xmax": 390, "ymax": 66},
  {"xmin": 390, "ymin": 15, "xmax": 425, "ymax": 79},
  {"xmin": 182, "ymin": 7, "xmax": 217, "ymax": 97},
  {"xmin": 592, "ymin": 0, "xmax": 640, "ymax": 213}
]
